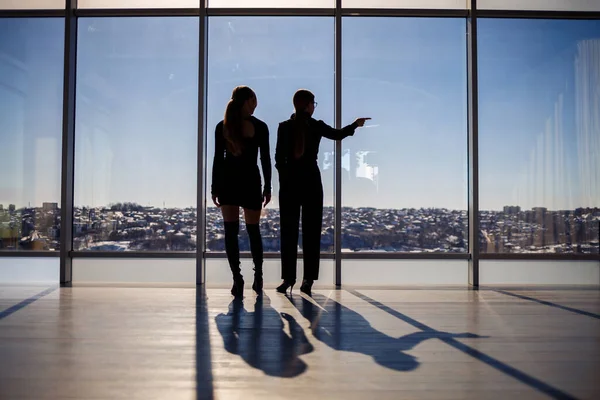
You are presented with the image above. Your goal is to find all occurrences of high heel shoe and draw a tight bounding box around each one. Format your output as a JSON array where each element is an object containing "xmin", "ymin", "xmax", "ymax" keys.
[
  {"xmin": 300, "ymin": 279, "xmax": 313, "ymax": 296},
  {"xmin": 252, "ymin": 266, "xmax": 263, "ymax": 295},
  {"xmin": 231, "ymin": 275, "xmax": 244, "ymax": 298},
  {"xmin": 276, "ymin": 280, "xmax": 295, "ymax": 294}
]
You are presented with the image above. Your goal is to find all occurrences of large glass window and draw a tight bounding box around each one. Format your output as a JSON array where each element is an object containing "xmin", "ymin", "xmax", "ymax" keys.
[
  {"xmin": 206, "ymin": 17, "xmax": 335, "ymax": 253},
  {"xmin": 478, "ymin": 19, "xmax": 600, "ymax": 254},
  {"xmin": 0, "ymin": 18, "xmax": 64, "ymax": 252},
  {"xmin": 341, "ymin": 17, "xmax": 468, "ymax": 253},
  {"xmin": 74, "ymin": 17, "xmax": 199, "ymax": 251}
]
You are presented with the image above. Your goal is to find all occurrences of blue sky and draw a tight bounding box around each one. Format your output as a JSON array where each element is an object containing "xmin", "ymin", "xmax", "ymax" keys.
[{"xmin": 0, "ymin": 16, "xmax": 598, "ymax": 211}]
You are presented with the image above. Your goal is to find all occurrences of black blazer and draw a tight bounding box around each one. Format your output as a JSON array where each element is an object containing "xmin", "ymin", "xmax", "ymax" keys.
[{"xmin": 275, "ymin": 115, "xmax": 357, "ymax": 175}]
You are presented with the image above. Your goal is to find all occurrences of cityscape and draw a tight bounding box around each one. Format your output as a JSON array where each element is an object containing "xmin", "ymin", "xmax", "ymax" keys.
[{"xmin": 1, "ymin": 202, "xmax": 598, "ymax": 254}]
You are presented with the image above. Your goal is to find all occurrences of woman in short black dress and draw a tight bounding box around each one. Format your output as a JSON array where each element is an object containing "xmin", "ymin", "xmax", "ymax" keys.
[{"xmin": 212, "ymin": 86, "xmax": 272, "ymax": 297}]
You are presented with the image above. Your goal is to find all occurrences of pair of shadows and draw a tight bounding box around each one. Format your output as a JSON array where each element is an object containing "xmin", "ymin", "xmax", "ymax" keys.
[{"xmin": 215, "ymin": 293, "xmax": 482, "ymax": 378}]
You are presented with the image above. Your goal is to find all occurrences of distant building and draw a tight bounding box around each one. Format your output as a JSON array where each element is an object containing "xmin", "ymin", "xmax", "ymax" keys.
[
  {"xmin": 503, "ymin": 206, "xmax": 521, "ymax": 214},
  {"xmin": 43, "ymin": 202, "xmax": 59, "ymax": 212}
]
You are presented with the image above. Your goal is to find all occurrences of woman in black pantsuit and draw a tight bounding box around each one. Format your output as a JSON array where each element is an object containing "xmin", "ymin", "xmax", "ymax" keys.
[
  {"xmin": 212, "ymin": 86, "xmax": 272, "ymax": 298},
  {"xmin": 275, "ymin": 89, "xmax": 369, "ymax": 295}
]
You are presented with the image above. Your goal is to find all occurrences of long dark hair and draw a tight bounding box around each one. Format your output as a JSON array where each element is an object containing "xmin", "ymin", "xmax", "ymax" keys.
[
  {"xmin": 223, "ymin": 85, "xmax": 255, "ymax": 156},
  {"xmin": 292, "ymin": 89, "xmax": 315, "ymax": 159}
]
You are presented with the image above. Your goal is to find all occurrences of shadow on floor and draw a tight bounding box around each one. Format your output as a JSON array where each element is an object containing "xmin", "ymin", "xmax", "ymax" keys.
[
  {"xmin": 287, "ymin": 292, "xmax": 482, "ymax": 372},
  {"xmin": 196, "ymin": 287, "xmax": 215, "ymax": 400},
  {"xmin": 493, "ymin": 289, "xmax": 600, "ymax": 320},
  {"xmin": 349, "ymin": 289, "xmax": 578, "ymax": 399},
  {"xmin": 0, "ymin": 286, "xmax": 58, "ymax": 321},
  {"xmin": 215, "ymin": 294, "xmax": 314, "ymax": 378}
]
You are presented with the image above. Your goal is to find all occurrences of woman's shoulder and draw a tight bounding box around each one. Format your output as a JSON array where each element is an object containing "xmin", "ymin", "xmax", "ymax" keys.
[
  {"xmin": 250, "ymin": 116, "xmax": 268, "ymax": 130},
  {"xmin": 278, "ymin": 115, "xmax": 295, "ymax": 128},
  {"xmin": 215, "ymin": 120, "xmax": 224, "ymax": 129}
]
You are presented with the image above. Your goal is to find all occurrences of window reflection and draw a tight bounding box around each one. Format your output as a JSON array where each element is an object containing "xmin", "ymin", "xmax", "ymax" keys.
[
  {"xmin": 479, "ymin": 19, "xmax": 600, "ymax": 254},
  {"xmin": 0, "ymin": 18, "xmax": 64, "ymax": 252}
]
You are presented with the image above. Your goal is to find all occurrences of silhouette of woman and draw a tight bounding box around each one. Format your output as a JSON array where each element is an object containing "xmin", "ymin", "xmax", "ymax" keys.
[
  {"xmin": 275, "ymin": 89, "xmax": 370, "ymax": 295},
  {"xmin": 212, "ymin": 86, "xmax": 272, "ymax": 297},
  {"xmin": 215, "ymin": 296, "xmax": 313, "ymax": 377},
  {"xmin": 288, "ymin": 292, "xmax": 481, "ymax": 371}
]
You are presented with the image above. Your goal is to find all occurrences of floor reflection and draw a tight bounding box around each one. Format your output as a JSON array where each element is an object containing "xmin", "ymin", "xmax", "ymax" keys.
[
  {"xmin": 215, "ymin": 295, "xmax": 313, "ymax": 378},
  {"xmin": 288, "ymin": 292, "xmax": 482, "ymax": 372}
]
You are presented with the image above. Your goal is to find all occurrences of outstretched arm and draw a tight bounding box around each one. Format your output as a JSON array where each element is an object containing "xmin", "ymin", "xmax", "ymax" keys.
[
  {"xmin": 317, "ymin": 118, "xmax": 370, "ymax": 141},
  {"xmin": 317, "ymin": 120, "xmax": 357, "ymax": 141}
]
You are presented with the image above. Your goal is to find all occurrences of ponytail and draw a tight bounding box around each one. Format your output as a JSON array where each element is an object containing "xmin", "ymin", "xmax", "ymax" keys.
[
  {"xmin": 292, "ymin": 89, "xmax": 315, "ymax": 159},
  {"xmin": 223, "ymin": 86, "xmax": 255, "ymax": 156}
]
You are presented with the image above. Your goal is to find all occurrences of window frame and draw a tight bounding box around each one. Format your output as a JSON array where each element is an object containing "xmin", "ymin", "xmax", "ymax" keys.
[{"xmin": 0, "ymin": 3, "xmax": 597, "ymax": 288}]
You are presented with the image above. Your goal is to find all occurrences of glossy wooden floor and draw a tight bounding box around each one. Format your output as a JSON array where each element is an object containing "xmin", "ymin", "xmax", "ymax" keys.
[{"xmin": 0, "ymin": 285, "xmax": 599, "ymax": 400}]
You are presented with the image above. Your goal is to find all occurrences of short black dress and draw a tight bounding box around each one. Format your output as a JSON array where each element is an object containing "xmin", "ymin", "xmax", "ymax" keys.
[{"xmin": 211, "ymin": 117, "xmax": 272, "ymax": 211}]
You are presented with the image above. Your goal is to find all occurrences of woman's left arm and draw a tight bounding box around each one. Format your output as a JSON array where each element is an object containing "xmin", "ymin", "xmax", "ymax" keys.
[
  {"xmin": 317, "ymin": 117, "xmax": 371, "ymax": 140},
  {"xmin": 259, "ymin": 122, "xmax": 272, "ymax": 197},
  {"xmin": 316, "ymin": 119, "xmax": 357, "ymax": 141}
]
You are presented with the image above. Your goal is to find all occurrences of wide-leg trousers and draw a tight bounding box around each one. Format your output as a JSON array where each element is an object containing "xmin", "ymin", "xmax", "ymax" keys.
[{"xmin": 279, "ymin": 164, "xmax": 323, "ymax": 282}]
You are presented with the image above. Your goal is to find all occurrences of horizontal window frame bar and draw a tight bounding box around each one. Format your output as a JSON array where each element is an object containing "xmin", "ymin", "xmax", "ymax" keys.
[
  {"xmin": 0, "ymin": 9, "xmax": 65, "ymax": 17},
  {"xmin": 477, "ymin": 10, "xmax": 600, "ymax": 20},
  {"xmin": 480, "ymin": 253, "xmax": 600, "ymax": 261},
  {"xmin": 341, "ymin": 252, "xmax": 469, "ymax": 259},
  {"xmin": 205, "ymin": 252, "xmax": 335, "ymax": 259},
  {"xmin": 0, "ymin": 251, "xmax": 60, "ymax": 257},
  {"xmin": 341, "ymin": 8, "xmax": 468, "ymax": 17},
  {"xmin": 207, "ymin": 7, "xmax": 335, "ymax": 16},
  {"xmin": 3, "ymin": 8, "xmax": 600, "ymax": 19},
  {"xmin": 75, "ymin": 7, "xmax": 200, "ymax": 16},
  {"xmin": 3, "ymin": 251, "xmax": 595, "ymax": 261},
  {"xmin": 71, "ymin": 251, "xmax": 196, "ymax": 258},
  {"xmin": 73, "ymin": 7, "xmax": 337, "ymax": 17}
]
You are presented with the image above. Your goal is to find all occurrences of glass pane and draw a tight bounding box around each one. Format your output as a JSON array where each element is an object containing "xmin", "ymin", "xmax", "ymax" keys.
[
  {"xmin": 0, "ymin": 258, "xmax": 59, "ymax": 283},
  {"xmin": 72, "ymin": 259, "xmax": 195, "ymax": 283},
  {"xmin": 342, "ymin": 17, "xmax": 468, "ymax": 253},
  {"xmin": 74, "ymin": 17, "xmax": 199, "ymax": 251},
  {"xmin": 0, "ymin": 18, "xmax": 64, "ymax": 252},
  {"xmin": 342, "ymin": 0, "xmax": 467, "ymax": 9},
  {"xmin": 342, "ymin": 260, "xmax": 467, "ymax": 285},
  {"xmin": 479, "ymin": 1, "xmax": 600, "ymax": 12},
  {"xmin": 209, "ymin": 0, "xmax": 334, "ymax": 7},
  {"xmin": 78, "ymin": 0, "xmax": 199, "ymax": 8},
  {"xmin": 0, "ymin": 0, "xmax": 65, "ymax": 9},
  {"xmin": 206, "ymin": 17, "xmax": 335, "ymax": 253},
  {"xmin": 481, "ymin": 261, "xmax": 599, "ymax": 285},
  {"xmin": 478, "ymin": 19, "xmax": 600, "ymax": 254}
]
